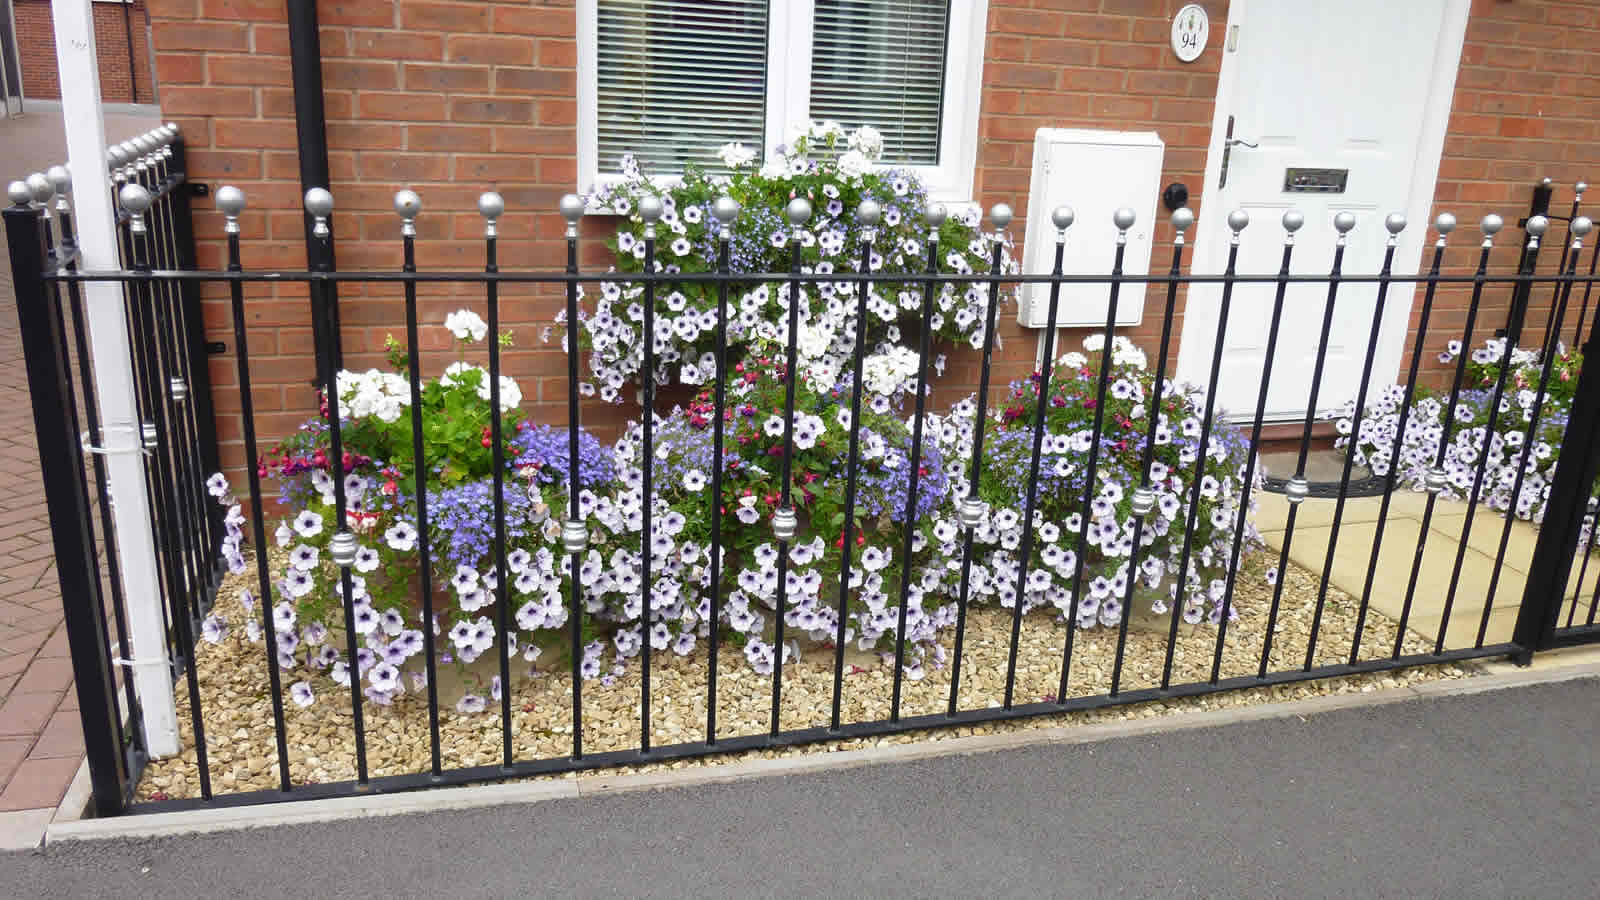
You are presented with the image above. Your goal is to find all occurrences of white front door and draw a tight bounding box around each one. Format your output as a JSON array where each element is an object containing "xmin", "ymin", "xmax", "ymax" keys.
[{"xmin": 1176, "ymin": 0, "xmax": 1468, "ymax": 421}]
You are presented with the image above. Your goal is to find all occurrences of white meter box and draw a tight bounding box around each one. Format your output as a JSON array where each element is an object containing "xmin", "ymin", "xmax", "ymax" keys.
[{"xmin": 1018, "ymin": 129, "xmax": 1165, "ymax": 329}]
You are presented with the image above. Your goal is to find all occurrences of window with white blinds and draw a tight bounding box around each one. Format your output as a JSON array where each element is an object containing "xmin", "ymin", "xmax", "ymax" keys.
[
  {"xmin": 594, "ymin": 0, "xmax": 770, "ymax": 174},
  {"xmin": 580, "ymin": 0, "xmax": 987, "ymax": 199},
  {"xmin": 808, "ymin": 1, "xmax": 950, "ymax": 166}
]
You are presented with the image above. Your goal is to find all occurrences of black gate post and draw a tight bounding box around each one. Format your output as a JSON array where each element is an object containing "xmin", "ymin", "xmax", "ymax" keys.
[
  {"xmin": 4, "ymin": 194, "xmax": 128, "ymax": 814},
  {"xmin": 286, "ymin": 0, "xmax": 340, "ymax": 389},
  {"xmin": 1513, "ymin": 318, "xmax": 1600, "ymax": 661}
]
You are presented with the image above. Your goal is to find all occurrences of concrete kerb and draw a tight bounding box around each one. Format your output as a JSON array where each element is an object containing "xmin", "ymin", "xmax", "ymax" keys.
[{"xmin": 42, "ymin": 657, "xmax": 1600, "ymax": 845}]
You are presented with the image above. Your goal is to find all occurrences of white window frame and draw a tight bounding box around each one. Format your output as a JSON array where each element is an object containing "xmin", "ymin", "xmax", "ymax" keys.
[{"xmin": 576, "ymin": 0, "xmax": 988, "ymax": 203}]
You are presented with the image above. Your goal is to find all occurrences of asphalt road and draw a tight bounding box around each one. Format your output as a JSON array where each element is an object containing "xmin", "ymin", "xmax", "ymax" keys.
[{"xmin": 3, "ymin": 678, "xmax": 1596, "ymax": 899}]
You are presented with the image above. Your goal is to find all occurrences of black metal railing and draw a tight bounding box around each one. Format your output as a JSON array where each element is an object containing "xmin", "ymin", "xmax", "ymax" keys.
[
  {"xmin": 7, "ymin": 169, "xmax": 1600, "ymax": 817},
  {"xmin": 2, "ymin": 125, "xmax": 221, "ymax": 814}
]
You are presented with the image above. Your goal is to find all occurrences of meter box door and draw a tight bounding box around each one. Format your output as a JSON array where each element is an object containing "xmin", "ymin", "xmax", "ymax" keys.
[{"xmin": 1018, "ymin": 129, "xmax": 1165, "ymax": 329}]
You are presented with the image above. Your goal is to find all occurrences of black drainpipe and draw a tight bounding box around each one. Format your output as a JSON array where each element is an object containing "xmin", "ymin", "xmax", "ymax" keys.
[{"xmin": 286, "ymin": 0, "xmax": 340, "ymax": 385}]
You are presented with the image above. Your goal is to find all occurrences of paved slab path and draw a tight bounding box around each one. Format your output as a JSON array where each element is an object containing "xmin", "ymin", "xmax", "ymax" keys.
[{"xmin": 4, "ymin": 678, "xmax": 1596, "ymax": 898}]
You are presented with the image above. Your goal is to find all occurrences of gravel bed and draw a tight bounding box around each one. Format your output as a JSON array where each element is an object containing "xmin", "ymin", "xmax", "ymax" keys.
[{"xmin": 136, "ymin": 552, "xmax": 1481, "ymax": 801}]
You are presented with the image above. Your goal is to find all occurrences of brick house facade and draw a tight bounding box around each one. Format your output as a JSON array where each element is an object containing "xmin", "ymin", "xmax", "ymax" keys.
[
  {"xmin": 17, "ymin": 0, "xmax": 156, "ymax": 104},
  {"xmin": 131, "ymin": 0, "xmax": 1600, "ymax": 477}
]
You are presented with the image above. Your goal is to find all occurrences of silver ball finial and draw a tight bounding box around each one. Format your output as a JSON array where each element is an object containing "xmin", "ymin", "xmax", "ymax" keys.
[
  {"xmin": 1226, "ymin": 209, "xmax": 1249, "ymax": 233},
  {"xmin": 712, "ymin": 195, "xmax": 740, "ymax": 225},
  {"xmin": 474, "ymin": 191, "xmax": 502, "ymax": 221},
  {"xmin": 1171, "ymin": 207, "xmax": 1195, "ymax": 232},
  {"xmin": 1434, "ymin": 212, "xmax": 1456, "ymax": 235},
  {"xmin": 478, "ymin": 192, "xmax": 503, "ymax": 237},
  {"xmin": 393, "ymin": 189, "xmax": 422, "ymax": 221},
  {"xmin": 1051, "ymin": 205, "xmax": 1075, "ymax": 231},
  {"xmin": 989, "ymin": 203, "xmax": 1013, "ymax": 230},
  {"xmin": 855, "ymin": 198, "xmax": 881, "ymax": 227},
  {"xmin": 7, "ymin": 181, "xmax": 30, "ymax": 206},
  {"xmin": 215, "ymin": 185, "xmax": 246, "ymax": 218},
  {"xmin": 1542, "ymin": 177, "xmax": 1553, "ymax": 187},
  {"xmin": 1282, "ymin": 210, "xmax": 1305, "ymax": 233},
  {"xmin": 1113, "ymin": 207, "xmax": 1137, "ymax": 231},
  {"xmin": 1572, "ymin": 216, "xmax": 1593, "ymax": 237},
  {"xmin": 304, "ymin": 187, "xmax": 334, "ymax": 218},
  {"xmin": 25, "ymin": 173, "xmax": 50, "ymax": 205},
  {"xmin": 119, "ymin": 183, "xmax": 153, "ymax": 214},
  {"xmin": 924, "ymin": 202, "xmax": 948, "ymax": 229},
  {"xmin": 304, "ymin": 187, "xmax": 333, "ymax": 238},
  {"xmin": 559, "ymin": 193, "xmax": 585, "ymax": 224},
  {"xmin": 1481, "ymin": 214, "xmax": 1503, "ymax": 236},
  {"xmin": 1334, "ymin": 211, "xmax": 1357, "ymax": 234},
  {"xmin": 1578, "ymin": 181, "xmax": 1589, "ymax": 196},
  {"xmin": 785, "ymin": 197, "xmax": 812, "ymax": 227},
  {"xmin": 638, "ymin": 194, "xmax": 664, "ymax": 224},
  {"xmin": 1385, "ymin": 213, "xmax": 1407, "ymax": 235},
  {"xmin": 1526, "ymin": 215, "xmax": 1549, "ymax": 237},
  {"xmin": 46, "ymin": 166, "xmax": 70, "ymax": 195}
]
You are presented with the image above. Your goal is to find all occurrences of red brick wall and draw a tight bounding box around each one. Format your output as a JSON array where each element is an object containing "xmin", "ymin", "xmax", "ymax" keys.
[
  {"xmin": 1407, "ymin": 0, "xmax": 1600, "ymax": 390},
  {"xmin": 16, "ymin": 1, "xmax": 157, "ymax": 104},
  {"xmin": 144, "ymin": 0, "xmax": 1600, "ymax": 480}
]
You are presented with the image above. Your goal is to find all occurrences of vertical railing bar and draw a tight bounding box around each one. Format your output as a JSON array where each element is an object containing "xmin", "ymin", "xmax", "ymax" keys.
[
  {"xmin": 479, "ymin": 194, "xmax": 514, "ymax": 768},
  {"xmin": 124, "ymin": 187, "xmax": 212, "ymax": 800},
  {"xmin": 769, "ymin": 199, "xmax": 810, "ymax": 737},
  {"xmin": 831, "ymin": 201, "xmax": 875, "ymax": 731},
  {"xmin": 1435, "ymin": 221, "xmax": 1545, "ymax": 654},
  {"xmin": 1304, "ymin": 218, "xmax": 1403, "ymax": 670},
  {"xmin": 1537, "ymin": 188, "xmax": 1581, "ymax": 358},
  {"xmin": 1053, "ymin": 211, "xmax": 1133, "ymax": 701},
  {"xmin": 1211, "ymin": 212, "xmax": 1301, "ymax": 683},
  {"xmin": 1392, "ymin": 218, "xmax": 1498, "ymax": 659},
  {"xmin": 706, "ymin": 198, "xmax": 737, "ymax": 744},
  {"xmin": 56, "ymin": 179, "xmax": 141, "ymax": 735},
  {"xmin": 6, "ymin": 189, "xmax": 128, "ymax": 815},
  {"xmin": 889, "ymin": 207, "xmax": 943, "ymax": 721},
  {"xmin": 304, "ymin": 189, "xmax": 368, "ymax": 785},
  {"xmin": 559, "ymin": 196, "xmax": 585, "ymax": 761},
  {"xmin": 1009, "ymin": 209, "xmax": 1068, "ymax": 702},
  {"xmin": 150, "ymin": 143, "xmax": 215, "ymax": 577},
  {"xmin": 400, "ymin": 194, "xmax": 443, "ymax": 777},
  {"xmin": 145, "ymin": 156, "xmax": 206, "ymax": 627},
  {"xmin": 703, "ymin": 199, "xmax": 737, "ymax": 744},
  {"xmin": 38, "ymin": 181, "xmax": 125, "ymax": 754},
  {"xmin": 1258, "ymin": 214, "xmax": 1351, "ymax": 678},
  {"xmin": 140, "ymin": 154, "xmax": 206, "ymax": 614},
  {"xmin": 945, "ymin": 205, "xmax": 1011, "ymax": 718},
  {"xmin": 1571, "ymin": 232, "xmax": 1600, "ymax": 346},
  {"xmin": 638, "ymin": 198, "xmax": 660, "ymax": 754},
  {"xmin": 1478, "ymin": 225, "xmax": 1586, "ymax": 648},
  {"xmin": 1565, "ymin": 511, "xmax": 1597, "ymax": 629},
  {"xmin": 1110, "ymin": 209, "xmax": 1191, "ymax": 695},
  {"xmin": 217, "ymin": 188, "xmax": 292, "ymax": 793},
  {"xmin": 1159, "ymin": 211, "xmax": 1246, "ymax": 691},
  {"xmin": 1348, "ymin": 217, "xmax": 1450, "ymax": 664},
  {"xmin": 118, "ymin": 195, "xmax": 179, "ymax": 656}
]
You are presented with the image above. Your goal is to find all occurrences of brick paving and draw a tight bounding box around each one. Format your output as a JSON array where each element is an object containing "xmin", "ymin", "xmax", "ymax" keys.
[{"xmin": 0, "ymin": 107, "xmax": 158, "ymax": 825}]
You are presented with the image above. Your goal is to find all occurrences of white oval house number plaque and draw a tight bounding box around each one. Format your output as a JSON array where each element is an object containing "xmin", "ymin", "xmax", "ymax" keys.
[{"xmin": 1171, "ymin": 4, "xmax": 1208, "ymax": 63}]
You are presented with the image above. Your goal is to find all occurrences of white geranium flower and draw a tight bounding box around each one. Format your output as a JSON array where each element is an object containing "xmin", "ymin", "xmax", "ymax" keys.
[{"xmin": 444, "ymin": 309, "xmax": 488, "ymax": 342}]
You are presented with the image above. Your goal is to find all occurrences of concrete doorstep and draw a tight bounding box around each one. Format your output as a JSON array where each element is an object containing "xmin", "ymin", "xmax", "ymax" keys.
[{"xmin": 38, "ymin": 652, "xmax": 1600, "ymax": 846}]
